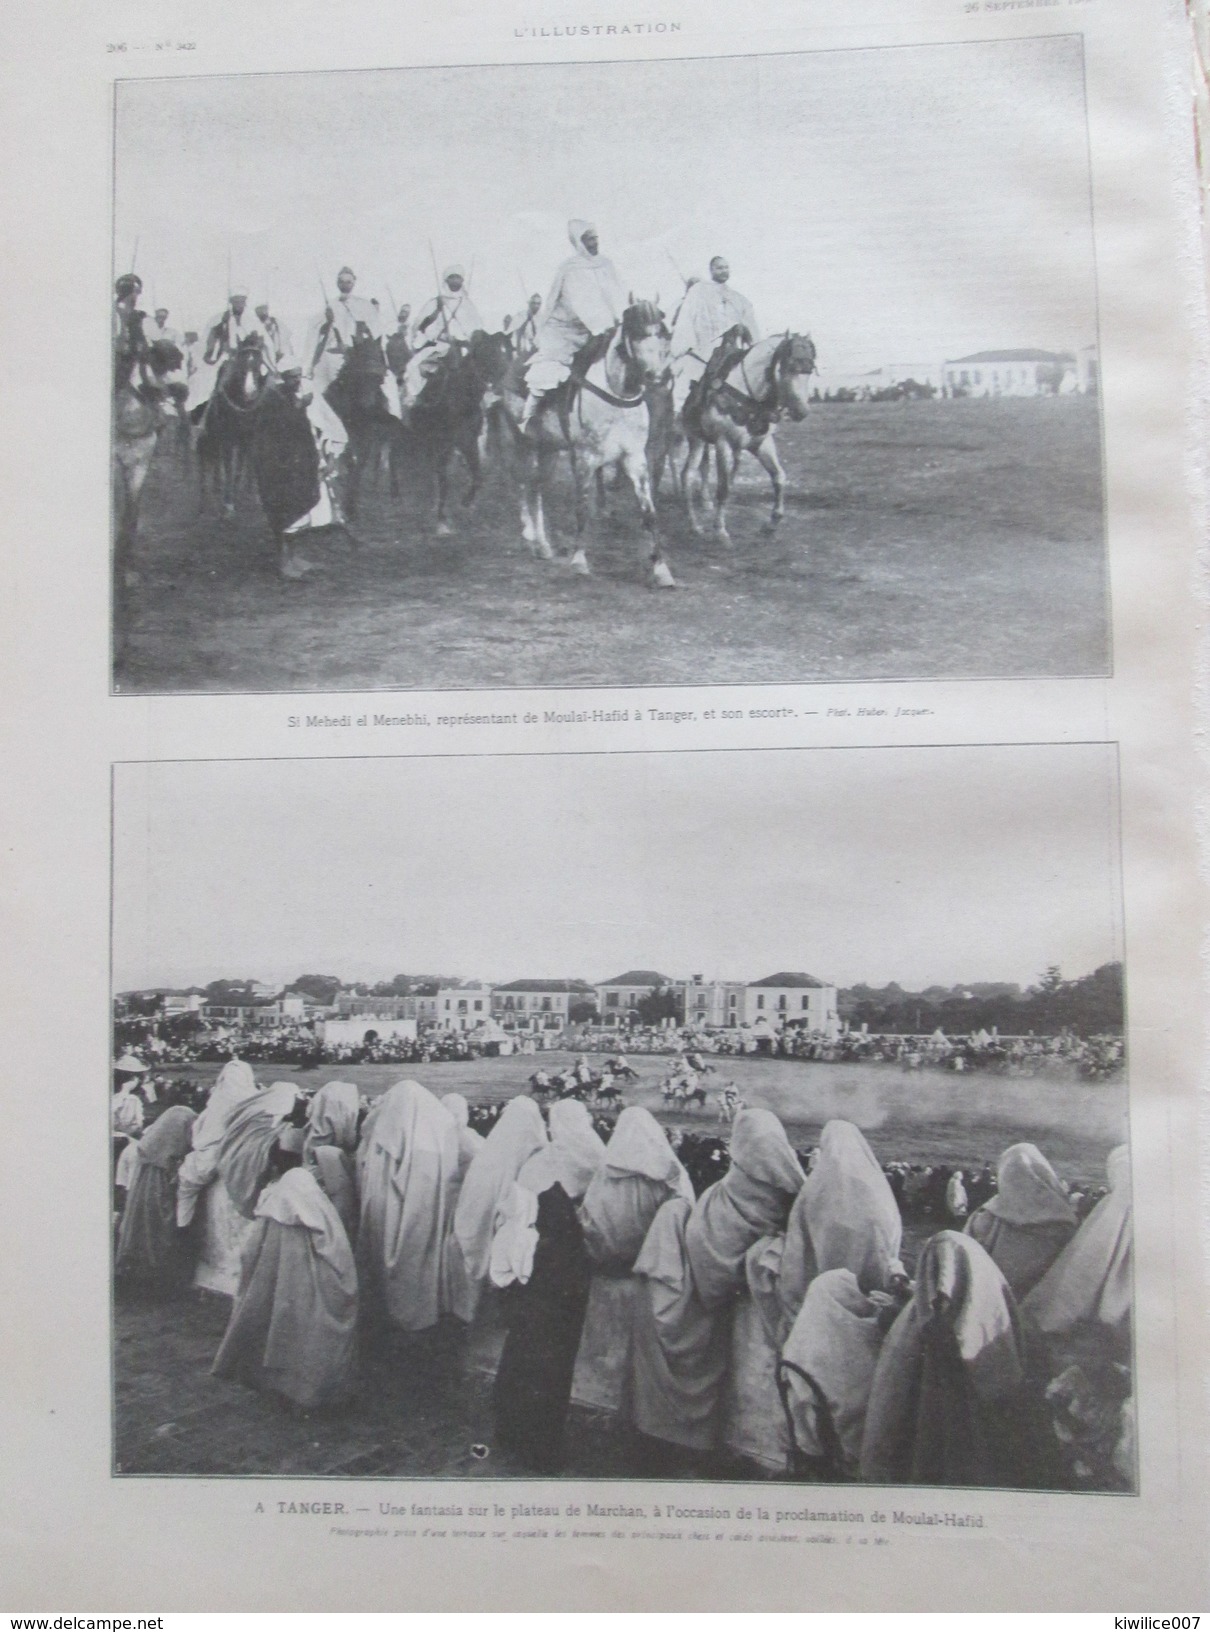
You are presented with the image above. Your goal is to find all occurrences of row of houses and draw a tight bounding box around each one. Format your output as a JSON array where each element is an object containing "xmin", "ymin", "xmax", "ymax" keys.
[
  {"xmin": 120, "ymin": 969, "xmax": 841, "ymax": 1039},
  {"xmin": 819, "ymin": 345, "xmax": 1099, "ymax": 400}
]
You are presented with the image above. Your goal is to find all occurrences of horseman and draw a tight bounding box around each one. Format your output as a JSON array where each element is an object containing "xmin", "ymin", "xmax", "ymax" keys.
[
  {"xmin": 188, "ymin": 287, "xmax": 264, "ymax": 415},
  {"xmin": 305, "ymin": 266, "xmax": 401, "ymax": 419},
  {"xmin": 402, "ymin": 267, "xmax": 483, "ymax": 407},
  {"xmin": 255, "ymin": 302, "xmax": 293, "ymax": 368},
  {"xmin": 385, "ymin": 304, "xmax": 413, "ymax": 383},
  {"xmin": 517, "ymin": 219, "xmax": 628, "ymax": 434},
  {"xmin": 512, "ymin": 292, "xmax": 543, "ymax": 361},
  {"xmin": 669, "ymin": 255, "xmax": 760, "ymax": 415},
  {"xmin": 113, "ymin": 274, "xmax": 147, "ymax": 389},
  {"xmin": 149, "ymin": 306, "xmax": 183, "ymax": 350}
]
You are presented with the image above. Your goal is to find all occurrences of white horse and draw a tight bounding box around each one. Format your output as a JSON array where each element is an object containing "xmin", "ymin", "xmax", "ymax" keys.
[
  {"xmin": 508, "ymin": 301, "xmax": 675, "ymax": 587},
  {"xmin": 679, "ymin": 330, "xmax": 818, "ymax": 543}
]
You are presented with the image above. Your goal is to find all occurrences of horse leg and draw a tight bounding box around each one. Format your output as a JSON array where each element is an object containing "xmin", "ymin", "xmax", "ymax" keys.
[
  {"xmin": 220, "ymin": 445, "xmax": 236, "ymax": 518},
  {"xmin": 435, "ymin": 447, "xmax": 453, "ymax": 537},
  {"xmin": 623, "ymin": 447, "xmax": 675, "ymax": 589},
  {"xmin": 568, "ymin": 451, "xmax": 595, "ymax": 576},
  {"xmin": 520, "ymin": 449, "xmax": 555, "ymax": 560},
  {"xmin": 683, "ymin": 436, "xmax": 707, "ymax": 537},
  {"xmin": 753, "ymin": 434, "xmax": 787, "ymax": 533},
  {"xmin": 713, "ymin": 437, "xmax": 735, "ymax": 545},
  {"xmin": 460, "ymin": 429, "xmax": 482, "ymax": 508}
]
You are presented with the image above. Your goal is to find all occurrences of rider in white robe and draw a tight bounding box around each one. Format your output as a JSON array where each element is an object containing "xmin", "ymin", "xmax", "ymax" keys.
[
  {"xmin": 402, "ymin": 266, "xmax": 485, "ymax": 406},
  {"xmin": 669, "ymin": 256, "xmax": 760, "ymax": 412},
  {"xmin": 518, "ymin": 219, "xmax": 628, "ymax": 431},
  {"xmin": 255, "ymin": 305, "xmax": 293, "ymax": 368},
  {"xmin": 187, "ymin": 289, "xmax": 265, "ymax": 413},
  {"xmin": 304, "ymin": 267, "xmax": 400, "ymax": 417}
]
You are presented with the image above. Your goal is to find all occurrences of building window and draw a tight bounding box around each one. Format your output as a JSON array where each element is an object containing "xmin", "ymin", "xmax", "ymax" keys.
[
  {"xmin": 473, "ymin": 1000, "xmax": 482, "ymax": 1012},
  {"xmin": 606, "ymin": 992, "xmax": 619, "ymax": 1007},
  {"xmin": 542, "ymin": 997, "xmax": 551, "ymax": 1012},
  {"xmin": 802, "ymin": 995, "xmax": 810, "ymax": 1010},
  {"xmin": 757, "ymin": 994, "xmax": 765, "ymax": 1010},
  {"xmin": 778, "ymin": 995, "xmax": 787, "ymax": 1011}
]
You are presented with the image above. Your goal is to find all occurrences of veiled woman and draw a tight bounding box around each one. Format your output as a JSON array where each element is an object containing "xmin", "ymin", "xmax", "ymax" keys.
[
  {"xmin": 444, "ymin": 1095, "xmax": 547, "ymax": 1323},
  {"xmin": 176, "ymin": 1059, "xmax": 259, "ymax": 1227},
  {"xmin": 965, "ymin": 1143, "xmax": 1078, "ymax": 1298},
  {"xmin": 212, "ymin": 1146, "xmax": 358, "ymax": 1410},
  {"xmin": 356, "ymin": 1080, "xmax": 460, "ymax": 1333},
  {"xmin": 579, "ymin": 1105, "xmax": 694, "ymax": 1272},
  {"xmin": 859, "ymin": 1230, "xmax": 1029, "ymax": 1487},
  {"xmin": 629, "ymin": 1109, "xmax": 803, "ymax": 1455},
  {"xmin": 517, "ymin": 1099, "xmax": 605, "ymax": 1205},
  {"xmin": 115, "ymin": 1104, "xmax": 198, "ymax": 1298},
  {"xmin": 492, "ymin": 1182, "xmax": 592, "ymax": 1472},
  {"xmin": 441, "ymin": 1093, "xmax": 486, "ymax": 1204},
  {"xmin": 216, "ymin": 1082, "xmax": 302, "ymax": 1218},
  {"xmin": 750, "ymin": 1119, "xmax": 904, "ymax": 1350},
  {"xmin": 303, "ymin": 1080, "xmax": 361, "ymax": 1242},
  {"xmin": 1023, "ymin": 1145, "xmax": 1132, "ymax": 1339},
  {"xmin": 779, "ymin": 1267, "xmax": 891, "ymax": 1477}
]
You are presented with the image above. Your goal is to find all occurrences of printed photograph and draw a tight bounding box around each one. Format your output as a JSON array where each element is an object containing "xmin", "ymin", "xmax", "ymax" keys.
[
  {"xmin": 111, "ymin": 746, "xmax": 1133, "ymax": 1489},
  {"xmin": 112, "ymin": 38, "xmax": 1107, "ymax": 692}
]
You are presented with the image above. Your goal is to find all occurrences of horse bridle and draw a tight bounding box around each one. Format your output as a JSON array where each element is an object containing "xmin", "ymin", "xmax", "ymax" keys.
[
  {"xmin": 721, "ymin": 334, "xmax": 813, "ymax": 420},
  {"xmin": 570, "ymin": 325, "xmax": 652, "ymax": 411},
  {"xmin": 217, "ymin": 349, "xmax": 268, "ymax": 415}
]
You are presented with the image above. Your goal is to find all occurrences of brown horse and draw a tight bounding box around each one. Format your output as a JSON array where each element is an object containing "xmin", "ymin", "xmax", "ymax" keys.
[
  {"xmin": 324, "ymin": 329, "xmax": 396, "ymax": 530},
  {"xmin": 393, "ymin": 329, "xmax": 512, "ymax": 535},
  {"xmin": 503, "ymin": 301, "xmax": 674, "ymax": 587},
  {"xmin": 679, "ymin": 330, "xmax": 817, "ymax": 542},
  {"xmin": 197, "ymin": 335, "xmax": 270, "ymax": 517}
]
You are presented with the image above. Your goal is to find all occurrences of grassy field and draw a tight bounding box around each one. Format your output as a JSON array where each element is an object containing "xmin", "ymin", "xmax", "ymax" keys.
[
  {"xmin": 160, "ymin": 1049, "xmax": 1128, "ymax": 1189},
  {"xmin": 114, "ymin": 396, "xmax": 1107, "ymax": 693}
]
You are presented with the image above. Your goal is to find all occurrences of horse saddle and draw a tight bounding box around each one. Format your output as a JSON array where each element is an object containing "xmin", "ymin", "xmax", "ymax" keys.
[{"xmin": 685, "ymin": 325, "xmax": 760, "ymax": 432}]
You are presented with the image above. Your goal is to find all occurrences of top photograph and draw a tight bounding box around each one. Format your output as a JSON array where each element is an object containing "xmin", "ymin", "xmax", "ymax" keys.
[{"xmin": 111, "ymin": 36, "xmax": 1107, "ymax": 695}]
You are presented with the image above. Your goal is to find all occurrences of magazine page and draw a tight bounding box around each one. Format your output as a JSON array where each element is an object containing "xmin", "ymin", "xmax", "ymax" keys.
[{"xmin": 1, "ymin": 0, "xmax": 1208, "ymax": 1610}]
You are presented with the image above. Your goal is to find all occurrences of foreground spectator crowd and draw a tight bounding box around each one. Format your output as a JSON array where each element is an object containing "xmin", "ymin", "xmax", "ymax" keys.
[{"xmin": 113, "ymin": 1063, "xmax": 1133, "ymax": 1491}]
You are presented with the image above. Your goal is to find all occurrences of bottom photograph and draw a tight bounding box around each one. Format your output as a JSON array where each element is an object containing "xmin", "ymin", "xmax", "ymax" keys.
[{"xmin": 110, "ymin": 743, "xmax": 1132, "ymax": 1492}]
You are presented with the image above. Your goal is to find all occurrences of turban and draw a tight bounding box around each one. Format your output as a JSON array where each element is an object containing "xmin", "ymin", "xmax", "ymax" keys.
[
  {"xmin": 568, "ymin": 218, "xmax": 595, "ymax": 249},
  {"xmin": 114, "ymin": 274, "xmax": 142, "ymax": 299},
  {"xmin": 230, "ymin": 284, "xmax": 249, "ymax": 299},
  {"xmin": 338, "ymin": 265, "xmax": 356, "ymax": 279},
  {"xmin": 443, "ymin": 264, "xmax": 465, "ymax": 283}
]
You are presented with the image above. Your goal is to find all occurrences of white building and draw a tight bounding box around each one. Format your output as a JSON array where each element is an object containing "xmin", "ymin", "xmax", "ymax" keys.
[
  {"xmin": 941, "ymin": 349, "xmax": 1086, "ymax": 398},
  {"xmin": 680, "ymin": 976, "xmax": 748, "ymax": 1029},
  {"xmin": 595, "ymin": 969, "xmax": 674, "ymax": 1025},
  {"xmin": 743, "ymin": 972, "xmax": 839, "ymax": 1033},
  {"xmin": 435, "ymin": 984, "xmax": 493, "ymax": 1032},
  {"xmin": 491, "ymin": 979, "xmax": 596, "ymax": 1036},
  {"xmin": 321, "ymin": 1016, "xmax": 417, "ymax": 1048}
]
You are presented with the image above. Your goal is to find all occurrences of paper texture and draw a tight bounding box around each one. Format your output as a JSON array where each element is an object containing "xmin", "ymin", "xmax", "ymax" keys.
[{"xmin": 1, "ymin": 0, "xmax": 1208, "ymax": 1610}]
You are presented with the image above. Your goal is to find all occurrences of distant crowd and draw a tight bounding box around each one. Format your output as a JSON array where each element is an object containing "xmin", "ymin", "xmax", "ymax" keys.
[{"xmin": 116, "ymin": 1013, "xmax": 1124, "ymax": 1080}]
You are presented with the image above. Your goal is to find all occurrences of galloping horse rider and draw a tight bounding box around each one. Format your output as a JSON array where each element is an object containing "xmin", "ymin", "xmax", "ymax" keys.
[
  {"xmin": 517, "ymin": 219, "xmax": 628, "ymax": 434},
  {"xmin": 402, "ymin": 266, "xmax": 484, "ymax": 406},
  {"xmin": 669, "ymin": 255, "xmax": 760, "ymax": 414}
]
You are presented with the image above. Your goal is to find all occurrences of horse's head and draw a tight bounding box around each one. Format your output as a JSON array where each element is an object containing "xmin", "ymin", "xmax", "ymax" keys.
[
  {"xmin": 221, "ymin": 335, "xmax": 268, "ymax": 406},
  {"xmin": 467, "ymin": 328, "xmax": 513, "ymax": 389},
  {"xmin": 620, "ymin": 300, "xmax": 670, "ymax": 384},
  {"xmin": 772, "ymin": 333, "xmax": 817, "ymax": 422}
]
